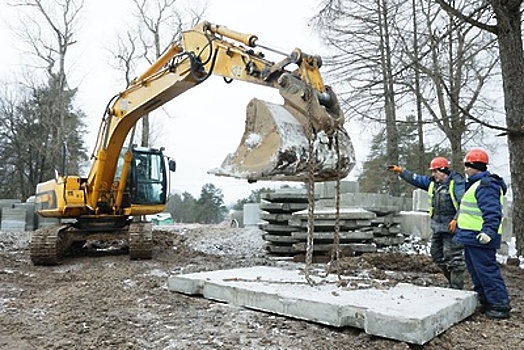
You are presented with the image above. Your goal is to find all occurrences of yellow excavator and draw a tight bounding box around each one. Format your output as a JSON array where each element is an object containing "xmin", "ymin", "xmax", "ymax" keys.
[{"xmin": 31, "ymin": 21, "xmax": 355, "ymax": 265}]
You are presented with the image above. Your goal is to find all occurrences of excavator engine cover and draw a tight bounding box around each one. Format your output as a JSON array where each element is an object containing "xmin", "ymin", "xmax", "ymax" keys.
[{"xmin": 209, "ymin": 98, "xmax": 355, "ymax": 182}]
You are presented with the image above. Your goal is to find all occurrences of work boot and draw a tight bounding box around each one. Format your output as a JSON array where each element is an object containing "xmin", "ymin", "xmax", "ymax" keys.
[
  {"xmin": 477, "ymin": 295, "xmax": 488, "ymax": 313},
  {"xmin": 485, "ymin": 304, "xmax": 511, "ymax": 320},
  {"xmin": 439, "ymin": 266, "xmax": 451, "ymax": 286},
  {"xmin": 449, "ymin": 270, "xmax": 464, "ymax": 290}
]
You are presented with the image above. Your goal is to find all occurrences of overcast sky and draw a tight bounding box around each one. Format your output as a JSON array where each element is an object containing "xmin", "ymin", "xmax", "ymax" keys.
[{"xmin": 0, "ymin": 0, "xmax": 368, "ymax": 205}]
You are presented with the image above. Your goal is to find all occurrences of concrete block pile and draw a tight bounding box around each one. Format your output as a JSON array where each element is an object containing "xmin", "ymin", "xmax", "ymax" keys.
[
  {"xmin": 0, "ymin": 199, "xmax": 23, "ymax": 232},
  {"xmin": 258, "ymin": 190, "xmax": 309, "ymax": 254},
  {"xmin": 258, "ymin": 186, "xmax": 408, "ymax": 258}
]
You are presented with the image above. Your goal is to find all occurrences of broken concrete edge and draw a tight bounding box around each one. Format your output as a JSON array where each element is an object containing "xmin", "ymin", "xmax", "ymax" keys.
[{"xmin": 364, "ymin": 286, "xmax": 478, "ymax": 344}]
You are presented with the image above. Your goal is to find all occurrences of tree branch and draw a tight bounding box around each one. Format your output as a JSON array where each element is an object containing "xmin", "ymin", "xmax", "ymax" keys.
[
  {"xmin": 439, "ymin": 79, "xmax": 524, "ymax": 136},
  {"xmin": 435, "ymin": 0, "xmax": 498, "ymax": 34}
]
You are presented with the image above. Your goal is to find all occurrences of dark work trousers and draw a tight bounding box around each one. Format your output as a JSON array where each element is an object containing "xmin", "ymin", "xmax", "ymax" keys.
[
  {"xmin": 431, "ymin": 230, "xmax": 465, "ymax": 288},
  {"xmin": 464, "ymin": 244, "xmax": 510, "ymax": 307}
]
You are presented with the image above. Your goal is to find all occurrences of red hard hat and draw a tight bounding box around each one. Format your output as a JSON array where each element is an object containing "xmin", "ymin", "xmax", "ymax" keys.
[
  {"xmin": 429, "ymin": 157, "xmax": 449, "ymax": 170},
  {"xmin": 464, "ymin": 148, "xmax": 489, "ymax": 164}
]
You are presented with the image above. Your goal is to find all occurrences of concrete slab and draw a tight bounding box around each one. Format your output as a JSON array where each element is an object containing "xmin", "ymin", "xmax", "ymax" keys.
[
  {"xmin": 316, "ymin": 193, "xmax": 412, "ymax": 212},
  {"xmin": 399, "ymin": 211, "xmax": 431, "ymax": 239},
  {"xmin": 293, "ymin": 207, "xmax": 377, "ymax": 220},
  {"xmin": 1, "ymin": 207, "xmax": 26, "ymax": 232},
  {"xmin": 288, "ymin": 217, "xmax": 372, "ymax": 229},
  {"xmin": 412, "ymin": 189, "xmax": 430, "ymax": 212},
  {"xmin": 168, "ymin": 266, "xmax": 477, "ymax": 345},
  {"xmin": 291, "ymin": 230, "xmax": 374, "ymax": 241},
  {"xmin": 315, "ymin": 180, "xmax": 359, "ymax": 199},
  {"xmin": 243, "ymin": 203, "xmax": 260, "ymax": 227},
  {"xmin": 260, "ymin": 201, "xmax": 308, "ymax": 213}
]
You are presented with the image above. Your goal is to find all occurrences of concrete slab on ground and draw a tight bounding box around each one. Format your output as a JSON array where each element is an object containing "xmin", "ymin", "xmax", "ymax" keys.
[{"xmin": 168, "ymin": 266, "xmax": 477, "ymax": 345}]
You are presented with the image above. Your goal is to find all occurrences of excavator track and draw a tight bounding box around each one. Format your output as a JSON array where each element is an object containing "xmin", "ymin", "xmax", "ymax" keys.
[
  {"xmin": 30, "ymin": 224, "xmax": 70, "ymax": 266},
  {"xmin": 128, "ymin": 222, "xmax": 153, "ymax": 260}
]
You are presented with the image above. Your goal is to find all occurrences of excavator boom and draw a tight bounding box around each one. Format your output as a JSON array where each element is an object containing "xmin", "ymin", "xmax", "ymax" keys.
[{"xmin": 91, "ymin": 21, "xmax": 354, "ymax": 191}]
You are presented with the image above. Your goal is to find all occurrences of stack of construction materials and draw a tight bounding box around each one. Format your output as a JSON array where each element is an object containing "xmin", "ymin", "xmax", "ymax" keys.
[
  {"xmin": 368, "ymin": 207, "xmax": 405, "ymax": 246},
  {"xmin": 258, "ymin": 190, "xmax": 309, "ymax": 255},
  {"xmin": 289, "ymin": 207, "xmax": 378, "ymax": 256},
  {"xmin": 290, "ymin": 207, "xmax": 405, "ymax": 255},
  {"xmin": 258, "ymin": 189, "xmax": 406, "ymax": 258}
]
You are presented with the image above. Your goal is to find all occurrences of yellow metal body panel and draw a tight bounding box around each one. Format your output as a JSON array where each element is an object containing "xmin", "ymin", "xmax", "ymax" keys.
[{"xmin": 35, "ymin": 176, "xmax": 85, "ymax": 218}]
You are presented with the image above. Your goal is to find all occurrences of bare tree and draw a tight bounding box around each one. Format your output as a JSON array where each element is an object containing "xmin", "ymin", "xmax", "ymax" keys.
[
  {"xmin": 314, "ymin": 0, "xmax": 406, "ymax": 195},
  {"xmin": 410, "ymin": 0, "xmax": 426, "ymax": 174},
  {"xmin": 4, "ymin": 0, "xmax": 87, "ymax": 197},
  {"xmin": 109, "ymin": 0, "xmax": 207, "ymax": 148},
  {"xmin": 314, "ymin": 0, "xmax": 502, "ymax": 185},
  {"xmin": 0, "ymin": 86, "xmax": 25, "ymax": 198},
  {"xmin": 397, "ymin": 0, "xmax": 500, "ymax": 168},
  {"xmin": 110, "ymin": 31, "xmax": 140, "ymax": 87},
  {"xmin": 435, "ymin": 0, "xmax": 524, "ymax": 256},
  {"xmin": 379, "ymin": 0, "xmax": 401, "ymax": 196}
]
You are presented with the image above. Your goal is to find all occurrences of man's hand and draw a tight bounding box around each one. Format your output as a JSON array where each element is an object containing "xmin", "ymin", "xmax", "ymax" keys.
[
  {"xmin": 448, "ymin": 219, "xmax": 457, "ymax": 234},
  {"xmin": 477, "ymin": 232, "xmax": 492, "ymax": 244},
  {"xmin": 388, "ymin": 165, "xmax": 402, "ymax": 173}
]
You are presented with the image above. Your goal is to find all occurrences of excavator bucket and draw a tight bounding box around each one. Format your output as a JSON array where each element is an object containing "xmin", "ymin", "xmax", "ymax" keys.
[{"xmin": 209, "ymin": 98, "xmax": 356, "ymax": 183}]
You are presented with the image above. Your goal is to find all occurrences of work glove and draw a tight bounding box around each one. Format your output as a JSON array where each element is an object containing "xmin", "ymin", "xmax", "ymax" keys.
[
  {"xmin": 476, "ymin": 232, "xmax": 492, "ymax": 244},
  {"xmin": 388, "ymin": 165, "xmax": 402, "ymax": 173},
  {"xmin": 448, "ymin": 219, "xmax": 457, "ymax": 234}
]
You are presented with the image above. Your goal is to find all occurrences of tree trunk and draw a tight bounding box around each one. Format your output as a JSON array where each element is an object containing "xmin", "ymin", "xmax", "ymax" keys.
[
  {"xmin": 492, "ymin": 2, "xmax": 524, "ymax": 256},
  {"xmin": 141, "ymin": 113, "xmax": 150, "ymax": 147},
  {"xmin": 378, "ymin": 0, "xmax": 400, "ymax": 196},
  {"xmin": 412, "ymin": 0, "xmax": 425, "ymax": 175}
]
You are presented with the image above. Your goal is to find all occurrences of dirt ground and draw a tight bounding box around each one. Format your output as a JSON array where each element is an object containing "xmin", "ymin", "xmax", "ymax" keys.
[{"xmin": 0, "ymin": 224, "xmax": 522, "ymax": 349}]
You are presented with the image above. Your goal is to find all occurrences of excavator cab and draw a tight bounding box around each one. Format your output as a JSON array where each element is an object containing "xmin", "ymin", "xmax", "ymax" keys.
[
  {"xmin": 116, "ymin": 147, "xmax": 174, "ymax": 206},
  {"xmin": 131, "ymin": 150, "xmax": 166, "ymax": 205}
]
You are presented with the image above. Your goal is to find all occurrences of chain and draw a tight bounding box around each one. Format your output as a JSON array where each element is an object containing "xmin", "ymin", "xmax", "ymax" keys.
[
  {"xmin": 328, "ymin": 133, "xmax": 342, "ymax": 276},
  {"xmin": 319, "ymin": 131, "xmax": 342, "ymax": 279},
  {"xmin": 304, "ymin": 87, "xmax": 316, "ymax": 286},
  {"xmin": 303, "ymin": 89, "xmax": 344, "ymax": 284}
]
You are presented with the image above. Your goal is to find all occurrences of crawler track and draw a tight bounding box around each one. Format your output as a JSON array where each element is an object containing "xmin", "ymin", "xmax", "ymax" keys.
[
  {"xmin": 128, "ymin": 222, "xmax": 153, "ymax": 260},
  {"xmin": 29, "ymin": 224, "xmax": 70, "ymax": 265},
  {"xmin": 30, "ymin": 222, "xmax": 153, "ymax": 265}
]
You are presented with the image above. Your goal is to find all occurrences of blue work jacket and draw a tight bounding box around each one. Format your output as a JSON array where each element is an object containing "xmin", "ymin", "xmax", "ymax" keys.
[
  {"xmin": 453, "ymin": 171, "xmax": 507, "ymax": 249},
  {"xmin": 399, "ymin": 169, "xmax": 465, "ymax": 233}
]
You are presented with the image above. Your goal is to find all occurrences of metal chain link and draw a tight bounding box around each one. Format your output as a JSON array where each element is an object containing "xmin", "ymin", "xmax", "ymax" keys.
[
  {"xmin": 329, "ymin": 133, "xmax": 342, "ymax": 276},
  {"xmin": 304, "ymin": 89, "xmax": 344, "ymax": 284},
  {"xmin": 321, "ymin": 131, "xmax": 342, "ymax": 279},
  {"xmin": 304, "ymin": 87, "xmax": 316, "ymax": 286}
]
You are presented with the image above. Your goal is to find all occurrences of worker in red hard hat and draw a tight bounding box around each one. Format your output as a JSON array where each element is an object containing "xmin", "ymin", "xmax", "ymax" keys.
[
  {"xmin": 454, "ymin": 148, "xmax": 511, "ymax": 319},
  {"xmin": 388, "ymin": 157, "xmax": 466, "ymax": 289},
  {"xmin": 429, "ymin": 156, "xmax": 449, "ymax": 170}
]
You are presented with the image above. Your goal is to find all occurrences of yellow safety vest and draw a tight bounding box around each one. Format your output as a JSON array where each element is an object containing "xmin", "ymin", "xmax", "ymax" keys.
[
  {"xmin": 457, "ymin": 181, "xmax": 503, "ymax": 233},
  {"xmin": 428, "ymin": 180, "xmax": 458, "ymax": 218}
]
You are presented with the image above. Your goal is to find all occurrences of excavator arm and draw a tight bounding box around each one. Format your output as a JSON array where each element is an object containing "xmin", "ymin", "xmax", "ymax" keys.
[{"xmin": 87, "ymin": 21, "xmax": 355, "ymax": 213}]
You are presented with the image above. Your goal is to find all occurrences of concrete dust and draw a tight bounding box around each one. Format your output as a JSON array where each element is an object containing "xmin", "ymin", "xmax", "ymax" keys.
[{"xmin": 0, "ymin": 224, "xmax": 522, "ymax": 349}]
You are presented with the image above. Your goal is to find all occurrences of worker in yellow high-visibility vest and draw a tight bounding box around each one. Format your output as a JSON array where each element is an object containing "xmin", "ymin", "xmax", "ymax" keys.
[
  {"xmin": 388, "ymin": 157, "xmax": 466, "ymax": 289},
  {"xmin": 454, "ymin": 148, "xmax": 511, "ymax": 320}
]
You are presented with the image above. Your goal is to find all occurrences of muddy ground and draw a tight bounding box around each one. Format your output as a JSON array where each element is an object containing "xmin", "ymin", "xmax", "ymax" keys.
[{"xmin": 0, "ymin": 224, "xmax": 522, "ymax": 349}]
